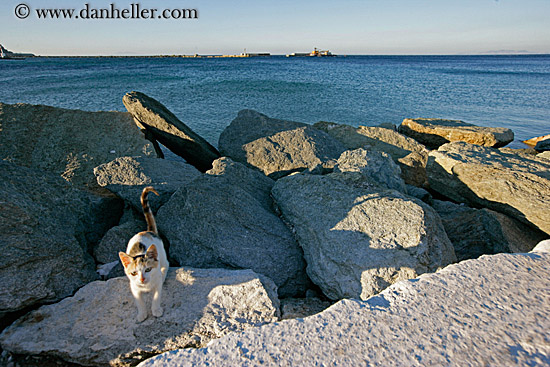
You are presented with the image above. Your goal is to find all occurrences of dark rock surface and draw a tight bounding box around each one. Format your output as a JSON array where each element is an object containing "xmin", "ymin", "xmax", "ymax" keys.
[
  {"xmin": 432, "ymin": 200, "xmax": 546, "ymax": 261},
  {"xmin": 123, "ymin": 91, "xmax": 220, "ymax": 172},
  {"xmin": 157, "ymin": 165, "xmax": 309, "ymax": 297},
  {"xmin": 0, "ymin": 102, "xmax": 154, "ymax": 188},
  {"xmin": 0, "ymin": 161, "xmax": 120, "ymax": 318}
]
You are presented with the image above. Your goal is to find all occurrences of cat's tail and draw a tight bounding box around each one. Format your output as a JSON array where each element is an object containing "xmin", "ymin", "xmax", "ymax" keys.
[{"xmin": 141, "ymin": 186, "xmax": 159, "ymax": 235}]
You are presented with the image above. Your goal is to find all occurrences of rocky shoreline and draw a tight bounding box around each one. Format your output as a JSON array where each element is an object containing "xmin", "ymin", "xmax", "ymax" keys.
[{"xmin": 0, "ymin": 94, "xmax": 548, "ymax": 366}]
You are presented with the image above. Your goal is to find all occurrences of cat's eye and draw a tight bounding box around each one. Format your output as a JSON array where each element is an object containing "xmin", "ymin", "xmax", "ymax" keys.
[
  {"xmin": 130, "ymin": 271, "xmax": 137, "ymax": 276},
  {"xmin": 145, "ymin": 268, "xmax": 152, "ymax": 273}
]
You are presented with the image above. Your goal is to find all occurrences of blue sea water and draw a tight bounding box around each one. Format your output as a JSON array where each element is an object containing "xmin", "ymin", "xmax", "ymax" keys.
[{"xmin": 1, "ymin": 55, "xmax": 549, "ymax": 147}]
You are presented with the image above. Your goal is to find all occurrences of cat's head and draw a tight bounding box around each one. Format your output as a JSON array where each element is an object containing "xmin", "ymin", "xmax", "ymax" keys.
[{"xmin": 119, "ymin": 245, "xmax": 159, "ymax": 286}]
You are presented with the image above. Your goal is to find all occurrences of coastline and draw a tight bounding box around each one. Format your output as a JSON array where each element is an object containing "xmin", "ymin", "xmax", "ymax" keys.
[{"xmin": 17, "ymin": 53, "xmax": 550, "ymax": 58}]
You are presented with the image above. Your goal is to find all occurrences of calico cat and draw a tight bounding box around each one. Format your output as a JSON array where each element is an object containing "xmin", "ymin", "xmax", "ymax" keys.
[{"xmin": 119, "ymin": 187, "xmax": 169, "ymax": 323}]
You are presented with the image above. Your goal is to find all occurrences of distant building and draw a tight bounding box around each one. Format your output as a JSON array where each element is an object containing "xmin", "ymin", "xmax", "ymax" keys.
[{"xmin": 286, "ymin": 47, "xmax": 335, "ymax": 57}]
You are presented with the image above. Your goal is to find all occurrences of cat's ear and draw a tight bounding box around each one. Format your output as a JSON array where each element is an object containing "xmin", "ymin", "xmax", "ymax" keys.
[
  {"xmin": 147, "ymin": 245, "xmax": 158, "ymax": 261},
  {"xmin": 119, "ymin": 252, "xmax": 132, "ymax": 268}
]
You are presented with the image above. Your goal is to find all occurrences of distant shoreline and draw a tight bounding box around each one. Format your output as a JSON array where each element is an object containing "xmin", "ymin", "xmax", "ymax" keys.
[{"xmin": 14, "ymin": 53, "xmax": 550, "ymax": 59}]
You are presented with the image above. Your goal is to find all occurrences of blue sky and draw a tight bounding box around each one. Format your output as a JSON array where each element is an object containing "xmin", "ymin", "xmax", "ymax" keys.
[{"xmin": 1, "ymin": 0, "xmax": 549, "ymax": 55}]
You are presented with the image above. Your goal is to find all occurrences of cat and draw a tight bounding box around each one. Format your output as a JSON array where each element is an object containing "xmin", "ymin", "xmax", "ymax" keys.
[{"xmin": 119, "ymin": 186, "xmax": 169, "ymax": 323}]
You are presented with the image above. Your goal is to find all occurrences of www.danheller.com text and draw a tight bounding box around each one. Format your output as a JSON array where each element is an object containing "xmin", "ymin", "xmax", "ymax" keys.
[{"xmin": 14, "ymin": 3, "xmax": 198, "ymax": 20}]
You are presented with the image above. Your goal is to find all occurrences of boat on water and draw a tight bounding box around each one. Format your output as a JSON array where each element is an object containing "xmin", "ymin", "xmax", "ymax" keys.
[{"xmin": 286, "ymin": 47, "xmax": 336, "ymax": 57}]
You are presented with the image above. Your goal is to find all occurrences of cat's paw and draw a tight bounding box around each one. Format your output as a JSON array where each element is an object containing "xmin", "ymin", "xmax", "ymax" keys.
[
  {"xmin": 152, "ymin": 306, "xmax": 163, "ymax": 318},
  {"xmin": 136, "ymin": 312, "xmax": 148, "ymax": 323}
]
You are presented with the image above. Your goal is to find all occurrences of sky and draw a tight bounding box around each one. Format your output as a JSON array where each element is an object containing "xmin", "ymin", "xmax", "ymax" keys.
[{"xmin": 1, "ymin": 0, "xmax": 549, "ymax": 55}]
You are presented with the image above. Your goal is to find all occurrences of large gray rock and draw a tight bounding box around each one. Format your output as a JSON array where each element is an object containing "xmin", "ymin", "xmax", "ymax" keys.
[
  {"xmin": 206, "ymin": 157, "xmax": 275, "ymax": 209},
  {"xmin": 0, "ymin": 268, "xmax": 280, "ymax": 367},
  {"xmin": 427, "ymin": 142, "xmax": 550, "ymax": 235},
  {"xmin": 93, "ymin": 156, "xmax": 201, "ymax": 212},
  {"xmin": 157, "ymin": 172, "xmax": 309, "ymax": 297},
  {"xmin": 314, "ymin": 121, "xmax": 429, "ymax": 186},
  {"xmin": 272, "ymin": 172, "xmax": 456, "ymax": 300},
  {"xmin": 218, "ymin": 109, "xmax": 308, "ymax": 162},
  {"xmin": 0, "ymin": 161, "xmax": 120, "ymax": 317},
  {"xmin": 399, "ymin": 118, "xmax": 514, "ymax": 149},
  {"xmin": 242, "ymin": 125, "xmax": 346, "ymax": 179},
  {"xmin": 334, "ymin": 148, "xmax": 406, "ymax": 192},
  {"xmin": 122, "ymin": 91, "xmax": 220, "ymax": 172},
  {"xmin": 0, "ymin": 102, "xmax": 154, "ymax": 188},
  {"xmin": 432, "ymin": 200, "xmax": 546, "ymax": 261},
  {"xmin": 140, "ymin": 251, "xmax": 550, "ymax": 367}
]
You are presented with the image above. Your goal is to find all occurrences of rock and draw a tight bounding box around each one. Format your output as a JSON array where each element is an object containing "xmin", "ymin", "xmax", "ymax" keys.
[
  {"xmin": 432, "ymin": 200, "xmax": 546, "ymax": 261},
  {"xmin": 96, "ymin": 261, "xmax": 124, "ymax": 280},
  {"xmin": 427, "ymin": 142, "xmax": 550, "ymax": 235},
  {"xmin": 538, "ymin": 151, "xmax": 550, "ymax": 160},
  {"xmin": 242, "ymin": 125, "xmax": 346, "ymax": 179},
  {"xmin": 523, "ymin": 133, "xmax": 550, "ymax": 147},
  {"xmin": 93, "ymin": 156, "xmax": 201, "ymax": 212},
  {"xmin": 312, "ymin": 121, "xmax": 369, "ymax": 150},
  {"xmin": 0, "ymin": 268, "xmax": 280, "ymax": 367},
  {"xmin": 280, "ymin": 297, "xmax": 333, "ymax": 320},
  {"xmin": 0, "ymin": 161, "xmax": 119, "ymax": 317},
  {"xmin": 356, "ymin": 126, "xmax": 430, "ymax": 187},
  {"xmin": 399, "ymin": 118, "xmax": 514, "ymax": 149},
  {"xmin": 94, "ymin": 206, "xmax": 147, "ymax": 264},
  {"xmin": 532, "ymin": 239, "xmax": 550, "ymax": 253},
  {"xmin": 405, "ymin": 185, "xmax": 433, "ymax": 205},
  {"xmin": 314, "ymin": 121, "xmax": 427, "ymax": 160},
  {"xmin": 334, "ymin": 148, "xmax": 406, "ymax": 192},
  {"xmin": 218, "ymin": 109, "xmax": 308, "ymax": 162},
  {"xmin": 157, "ymin": 173, "xmax": 309, "ymax": 297},
  {"xmin": 271, "ymin": 172, "xmax": 456, "ymax": 300},
  {"xmin": 377, "ymin": 122, "xmax": 397, "ymax": 130},
  {"xmin": 0, "ymin": 102, "xmax": 154, "ymax": 188},
  {"xmin": 314, "ymin": 121, "xmax": 429, "ymax": 186},
  {"xmin": 122, "ymin": 91, "xmax": 220, "ymax": 172},
  {"xmin": 218, "ymin": 112, "xmax": 346, "ymax": 179},
  {"xmin": 499, "ymin": 147, "xmax": 539, "ymax": 156},
  {"xmin": 139, "ymin": 252, "xmax": 550, "ymax": 367},
  {"xmin": 535, "ymin": 137, "xmax": 550, "ymax": 152},
  {"xmin": 206, "ymin": 157, "xmax": 275, "ymax": 209},
  {"xmin": 397, "ymin": 151, "xmax": 429, "ymax": 187}
]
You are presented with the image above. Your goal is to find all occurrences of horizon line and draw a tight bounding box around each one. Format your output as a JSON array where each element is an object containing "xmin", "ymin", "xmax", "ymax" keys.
[{"xmin": 18, "ymin": 52, "xmax": 550, "ymax": 58}]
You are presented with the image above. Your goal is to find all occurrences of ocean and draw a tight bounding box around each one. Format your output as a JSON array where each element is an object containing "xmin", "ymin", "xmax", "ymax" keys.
[{"xmin": 1, "ymin": 55, "xmax": 549, "ymax": 148}]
